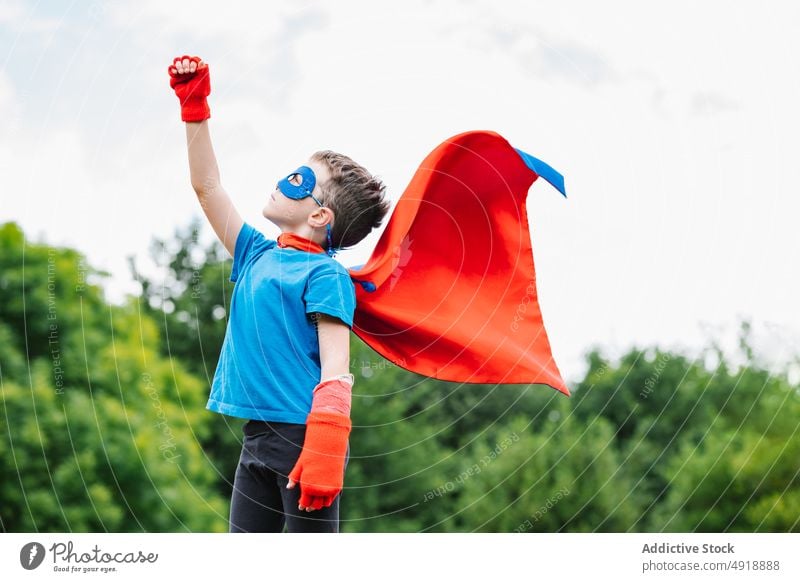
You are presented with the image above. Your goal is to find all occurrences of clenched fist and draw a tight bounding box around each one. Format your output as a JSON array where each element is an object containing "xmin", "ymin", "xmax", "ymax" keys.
[{"xmin": 167, "ymin": 55, "xmax": 211, "ymax": 122}]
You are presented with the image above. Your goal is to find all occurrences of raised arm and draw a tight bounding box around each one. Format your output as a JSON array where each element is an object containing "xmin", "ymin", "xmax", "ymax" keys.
[
  {"xmin": 168, "ymin": 55, "xmax": 243, "ymax": 257},
  {"xmin": 185, "ymin": 120, "xmax": 243, "ymax": 257}
]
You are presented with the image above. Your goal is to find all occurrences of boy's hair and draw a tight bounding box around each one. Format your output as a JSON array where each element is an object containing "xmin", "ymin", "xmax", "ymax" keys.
[{"xmin": 311, "ymin": 150, "xmax": 391, "ymax": 251}]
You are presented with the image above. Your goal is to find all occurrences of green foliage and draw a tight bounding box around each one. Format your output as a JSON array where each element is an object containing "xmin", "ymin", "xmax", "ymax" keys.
[
  {"xmin": 127, "ymin": 217, "xmax": 245, "ymax": 497},
  {"xmin": 2, "ymin": 219, "xmax": 798, "ymax": 532},
  {"xmin": 1, "ymin": 222, "xmax": 228, "ymax": 532}
]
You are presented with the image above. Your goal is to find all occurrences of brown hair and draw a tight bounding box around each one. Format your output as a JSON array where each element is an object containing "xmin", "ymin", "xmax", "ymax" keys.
[{"xmin": 311, "ymin": 150, "xmax": 391, "ymax": 251}]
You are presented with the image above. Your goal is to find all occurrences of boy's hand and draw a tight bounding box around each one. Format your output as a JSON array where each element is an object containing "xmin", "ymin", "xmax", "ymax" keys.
[
  {"xmin": 286, "ymin": 411, "xmax": 351, "ymax": 512},
  {"xmin": 167, "ymin": 55, "xmax": 211, "ymax": 122}
]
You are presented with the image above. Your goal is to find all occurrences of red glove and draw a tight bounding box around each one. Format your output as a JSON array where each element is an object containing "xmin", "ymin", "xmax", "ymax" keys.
[
  {"xmin": 287, "ymin": 410, "xmax": 351, "ymax": 511},
  {"xmin": 167, "ymin": 55, "xmax": 211, "ymax": 122},
  {"xmin": 287, "ymin": 376, "xmax": 353, "ymax": 511}
]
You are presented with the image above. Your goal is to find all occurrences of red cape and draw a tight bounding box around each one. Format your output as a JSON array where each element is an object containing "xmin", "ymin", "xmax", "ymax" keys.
[{"xmin": 346, "ymin": 130, "xmax": 570, "ymax": 396}]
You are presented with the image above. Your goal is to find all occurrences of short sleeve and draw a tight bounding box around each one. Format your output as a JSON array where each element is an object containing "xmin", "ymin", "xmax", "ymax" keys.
[
  {"xmin": 304, "ymin": 268, "xmax": 357, "ymax": 329},
  {"xmin": 230, "ymin": 222, "xmax": 276, "ymax": 283}
]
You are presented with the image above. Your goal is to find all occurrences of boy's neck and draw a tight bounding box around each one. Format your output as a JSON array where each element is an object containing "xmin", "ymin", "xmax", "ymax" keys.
[
  {"xmin": 277, "ymin": 229, "xmax": 326, "ymax": 254},
  {"xmin": 284, "ymin": 226, "xmax": 324, "ymax": 245}
]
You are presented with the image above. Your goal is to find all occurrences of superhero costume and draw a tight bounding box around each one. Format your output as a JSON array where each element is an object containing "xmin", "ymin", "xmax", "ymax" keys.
[
  {"xmin": 169, "ymin": 56, "xmax": 570, "ymax": 517},
  {"xmin": 346, "ymin": 129, "xmax": 570, "ymax": 396}
]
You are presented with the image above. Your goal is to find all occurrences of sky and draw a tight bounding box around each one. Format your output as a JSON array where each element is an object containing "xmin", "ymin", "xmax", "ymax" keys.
[{"xmin": 2, "ymin": 0, "xmax": 799, "ymax": 387}]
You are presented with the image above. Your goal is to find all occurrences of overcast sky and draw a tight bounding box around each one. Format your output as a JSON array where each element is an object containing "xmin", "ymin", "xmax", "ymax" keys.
[{"xmin": 2, "ymin": 0, "xmax": 799, "ymax": 386}]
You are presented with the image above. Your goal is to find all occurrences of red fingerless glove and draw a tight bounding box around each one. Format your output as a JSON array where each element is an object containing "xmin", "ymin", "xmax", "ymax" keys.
[
  {"xmin": 287, "ymin": 376, "xmax": 354, "ymax": 510},
  {"xmin": 288, "ymin": 410, "xmax": 351, "ymax": 510},
  {"xmin": 167, "ymin": 55, "xmax": 211, "ymax": 122}
]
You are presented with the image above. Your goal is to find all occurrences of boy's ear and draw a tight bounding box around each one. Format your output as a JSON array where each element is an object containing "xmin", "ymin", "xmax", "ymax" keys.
[{"xmin": 309, "ymin": 206, "xmax": 334, "ymax": 227}]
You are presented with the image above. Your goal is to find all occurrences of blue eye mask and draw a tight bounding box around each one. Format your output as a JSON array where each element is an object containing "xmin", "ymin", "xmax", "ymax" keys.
[
  {"xmin": 277, "ymin": 165, "xmax": 318, "ymax": 201},
  {"xmin": 276, "ymin": 165, "xmax": 337, "ymax": 257}
]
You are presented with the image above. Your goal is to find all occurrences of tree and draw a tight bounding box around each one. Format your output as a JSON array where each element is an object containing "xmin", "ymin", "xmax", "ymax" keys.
[
  {"xmin": 4, "ymin": 218, "xmax": 798, "ymax": 533},
  {"xmin": 127, "ymin": 217, "xmax": 246, "ymax": 497},
  {"xmin": 1, "ymin": 222, "xmax": 228, "ymax": 532}
]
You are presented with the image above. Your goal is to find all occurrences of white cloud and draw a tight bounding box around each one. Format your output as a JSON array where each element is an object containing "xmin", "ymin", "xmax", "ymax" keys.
[
  {"xmin": 0, "ymin": 0, "xmax": 61, "ymax": 33},
  {"xmin": 0, "ymin": 0, "xmax": 24, "ymax": 23}
]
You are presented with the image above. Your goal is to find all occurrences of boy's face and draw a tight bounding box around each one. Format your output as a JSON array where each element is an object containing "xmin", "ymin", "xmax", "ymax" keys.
[{"xmin": 262, "ymin": 158, "xmax": 332, "ymax": 231}]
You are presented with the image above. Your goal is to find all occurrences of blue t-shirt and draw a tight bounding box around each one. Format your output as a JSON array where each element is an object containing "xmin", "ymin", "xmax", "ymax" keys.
[{"xmin": 207, "ymin": 222, "xmax": 357, "ymax": 423}]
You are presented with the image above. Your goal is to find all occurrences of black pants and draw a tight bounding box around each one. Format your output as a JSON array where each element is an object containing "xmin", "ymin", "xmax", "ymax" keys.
[{"xmin": 229, "ymin": 419, "xmax": 350, "ymax": 533}]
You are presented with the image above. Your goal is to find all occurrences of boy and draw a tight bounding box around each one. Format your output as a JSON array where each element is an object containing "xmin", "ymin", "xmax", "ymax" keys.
[{"xmin": 167, "ymin": 55, "xmax": 390, "ymax": 532}]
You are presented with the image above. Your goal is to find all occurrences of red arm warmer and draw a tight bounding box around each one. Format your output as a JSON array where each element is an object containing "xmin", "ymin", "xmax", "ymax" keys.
[{"xmin": 287, "ymin": 375, "xmax": 354, "ymax": 510}]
